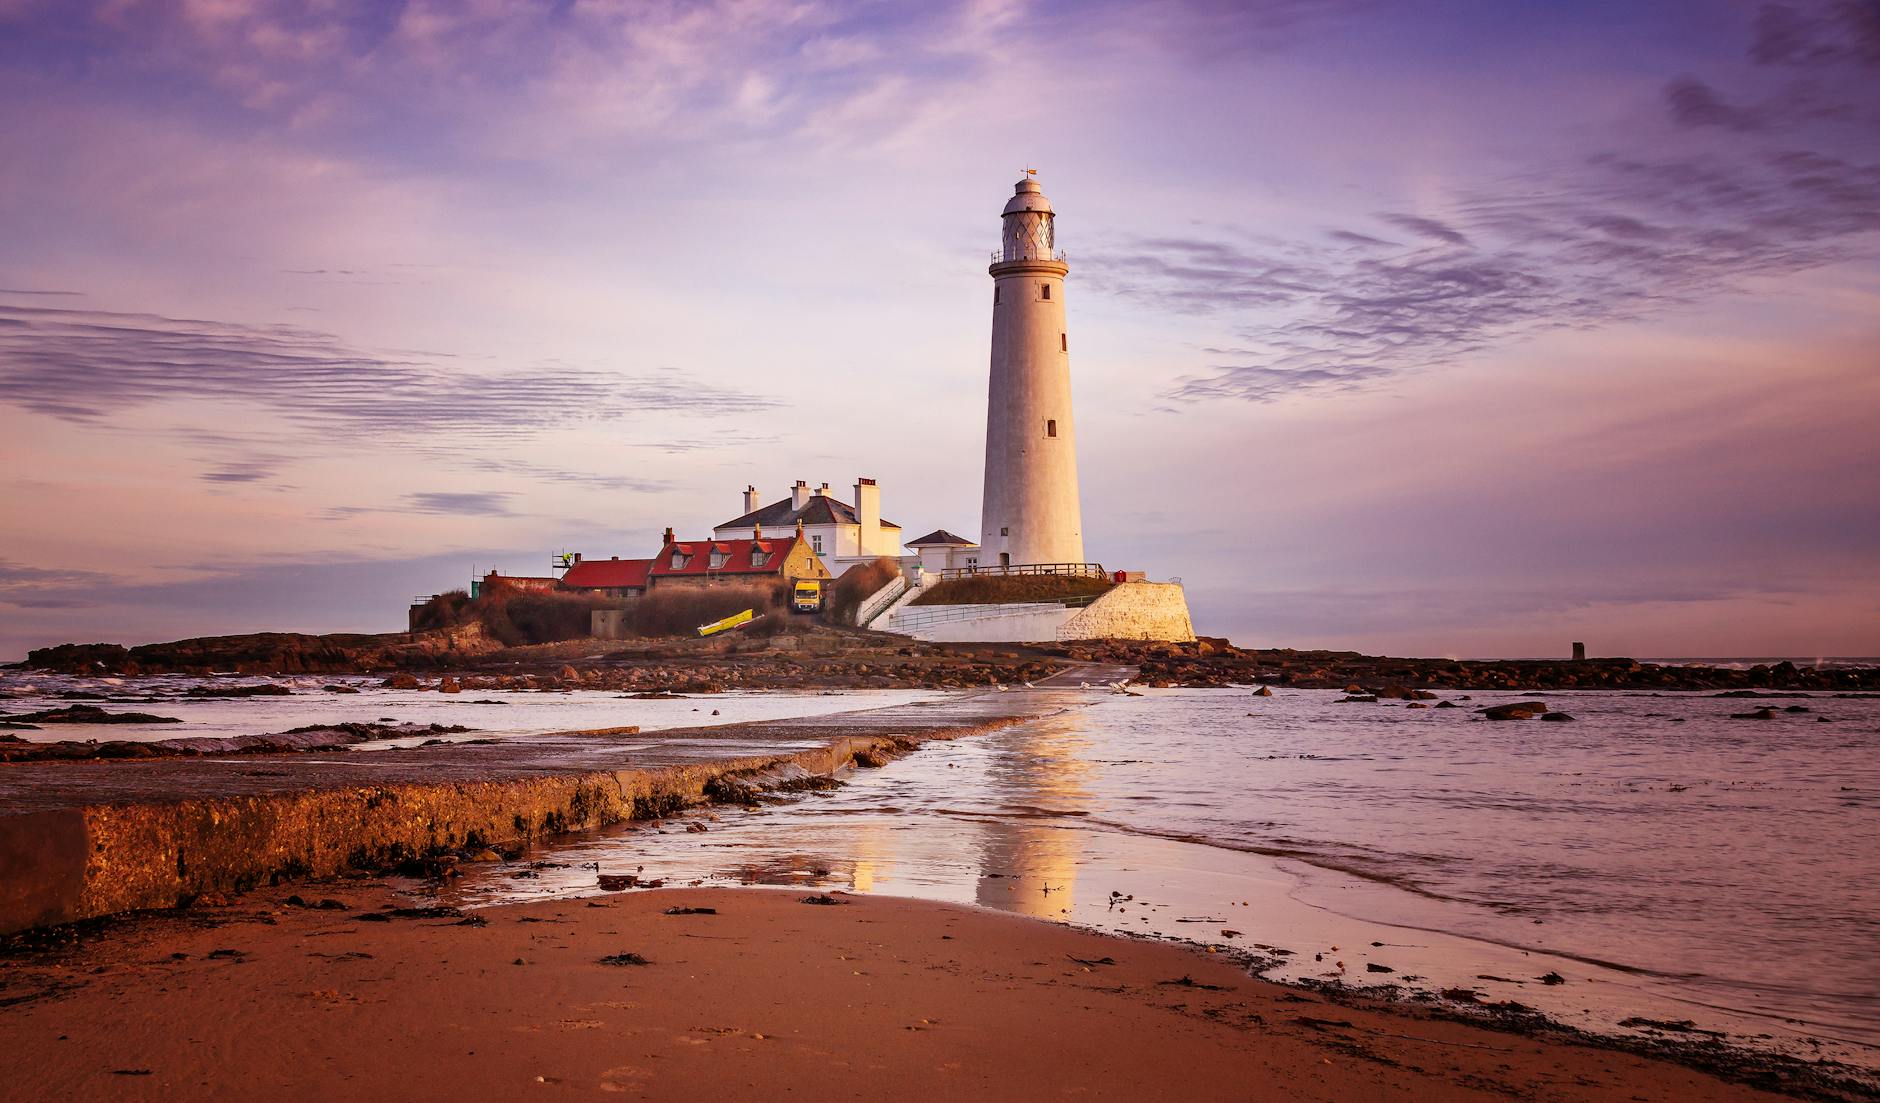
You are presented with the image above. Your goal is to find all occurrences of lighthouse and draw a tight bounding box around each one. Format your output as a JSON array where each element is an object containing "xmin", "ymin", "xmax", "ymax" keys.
[{"xmin": 979, "ymin": 173, "xmax": 1085, "ymax": 569}]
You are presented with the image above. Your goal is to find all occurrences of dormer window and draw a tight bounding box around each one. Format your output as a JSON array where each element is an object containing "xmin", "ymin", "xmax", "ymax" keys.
[
  {"xmin": 709, "ymin": 549, "xmax": 728, "ymax": 569},
  {"xmin": 670, "ymin": 551, "xmax": 688, "ymax": 570},
  {"xmin": 751, "ymin": 549, "xmax": 769, "ymax": 568}
]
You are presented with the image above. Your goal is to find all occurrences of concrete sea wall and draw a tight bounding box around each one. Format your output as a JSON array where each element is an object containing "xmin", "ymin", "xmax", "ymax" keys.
[{"xmin": 0, "ymin": 695, "xmax": 1058, "ymax": 935}]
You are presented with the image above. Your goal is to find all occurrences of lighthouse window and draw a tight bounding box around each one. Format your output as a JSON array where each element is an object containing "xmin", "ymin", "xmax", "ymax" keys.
[
  {"xmin": 994, "ymin": 287, "xmax": 1000, "ymax": 304},
  {"xmin": 1060, "ymin": 333, "xmax": 1067, "ymax": 351},
  {"xmin": 1040, "ymin": 284, "xmax": 1051, "ymax": 300},
  {"xmin": 1047, "ymin": 419, "xmax": 1057, "ymax": 438}
]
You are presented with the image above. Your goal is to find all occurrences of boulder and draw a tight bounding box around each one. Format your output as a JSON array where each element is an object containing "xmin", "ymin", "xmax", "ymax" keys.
[{"xmin": 1482, "ymin": 701, "xmax": 1548, "ymax": 721}]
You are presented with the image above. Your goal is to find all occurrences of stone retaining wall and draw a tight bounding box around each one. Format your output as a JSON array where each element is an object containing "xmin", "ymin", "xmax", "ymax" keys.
[{"xmin": 1059, "ymin": 581, "xmax": 1196, "ymax": 643}]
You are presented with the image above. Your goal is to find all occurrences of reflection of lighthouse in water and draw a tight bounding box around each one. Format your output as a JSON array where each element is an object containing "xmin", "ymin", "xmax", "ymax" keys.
[{"xmin": 973, "ymin": 715, "xmax": 1096, "ymax": 919}]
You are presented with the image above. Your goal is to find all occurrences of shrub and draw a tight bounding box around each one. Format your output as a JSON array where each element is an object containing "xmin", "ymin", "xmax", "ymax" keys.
[
  {"xmin": 824, "ymin": 558, "xmax": 901, "ymax": 625},
  {"xmin": 479, "ymin": 591, "xmax": 613, "ymax": 646},
  {"xmin": 409, "ymin": 590, "xmax": 476, "ymax": 631},
  {"xmin": 628, "ymin": 582, "xmax": 788, "ymax": 637}
]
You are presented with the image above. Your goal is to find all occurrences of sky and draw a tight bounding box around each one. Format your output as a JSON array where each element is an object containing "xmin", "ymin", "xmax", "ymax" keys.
[{"xmin": 1, "ymin": 0, "xmax": 1877, "ymax": 661}]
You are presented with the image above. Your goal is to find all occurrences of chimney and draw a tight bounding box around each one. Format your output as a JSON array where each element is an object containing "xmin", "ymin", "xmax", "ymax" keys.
[
  {"xmin": 753, "ymin": 522, "xmax": 763, "ymax": 540},
  {"xmin": 573, "ymin": 552, "xmax": 583, "ymax": 563},
  {"xmin": 662, "ymin": 527, "xmax": 674, "ymax": 546},
  {"xmin": 816, "ymin": 482, "xmax": 830, "ymax": 497},
  {"xmin": 791, "ymin": 479, "xmax": 810, "ymax": 510},
  {"xmin": 854, "ymin": 477, "xmax": 880, "ymax": 554},
  {"xmin": 743, "ymin": 485, "xmax": 759, "ymax": 514}
]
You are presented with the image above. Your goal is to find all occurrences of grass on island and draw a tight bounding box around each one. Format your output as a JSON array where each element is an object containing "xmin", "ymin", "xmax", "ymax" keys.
[{"xmin": 910, "ymin": 574, "xmax": 1114, "ymax": 607}]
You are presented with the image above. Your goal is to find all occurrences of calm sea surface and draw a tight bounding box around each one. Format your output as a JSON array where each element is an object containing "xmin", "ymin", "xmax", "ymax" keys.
[
  {"xmin": 5, "ymin": 672, "xmax": 1876, "ymax": 1065},
  {"xmin": 437, "ymin": 685, "xmax": 1880, "ymax": 1066}
]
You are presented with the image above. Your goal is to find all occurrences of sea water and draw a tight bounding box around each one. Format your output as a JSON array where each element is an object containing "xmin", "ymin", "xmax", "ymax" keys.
[
  {"xmin": 436, "ymin": 685, "xmax": 1880, "ymax": 1067},
  {"xmin": 6, "ymin": 671, "xmax": 1875, "ymax": 1066}
]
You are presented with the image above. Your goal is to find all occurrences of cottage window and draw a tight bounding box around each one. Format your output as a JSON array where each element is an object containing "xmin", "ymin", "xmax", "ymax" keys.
[
  {"xmin": 811, "ymin": 535, "xmax": 823, "ymax": 554},
  {"xmin": 709, "ymin": 550, "xmax": 728, "ymax": 569},
  {"xmin": 751, "ymin": 550, "xmax": 769, "ymax": 567},
  {"xmin": 670, "ymin": 552, "xmax": 687, "ymax": 570}
]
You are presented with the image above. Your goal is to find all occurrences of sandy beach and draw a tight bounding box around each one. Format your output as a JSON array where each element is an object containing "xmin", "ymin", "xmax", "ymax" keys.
[{"xmin": 0, "ymin": 882, "xmax": 1828, "ymax": 1102}]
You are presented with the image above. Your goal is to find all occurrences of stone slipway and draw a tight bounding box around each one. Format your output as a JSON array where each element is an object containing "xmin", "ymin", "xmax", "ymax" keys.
[{"xmin": 0, "ymin": 686, "xmax": 1100, "ymax": 936}]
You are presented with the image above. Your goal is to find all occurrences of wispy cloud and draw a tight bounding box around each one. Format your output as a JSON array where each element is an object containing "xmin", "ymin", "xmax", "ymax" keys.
[
  {"xmin": 0, "ymin": 300, "xmax": 780, "ymax": 437},
  {"xmin": 1075, "ymin": 3, "xmax": 1880, "ymax": 405},
  {"xmin": 404, "ymin": 491, "xmax": 513, "ymax": 516},
  {"xmin": 0, "ymin": 560, "xmax": 111, "ymax": 609},
  {"xmin": 463, "ymin": 457, "xmax": 669, "ymax": 493}
]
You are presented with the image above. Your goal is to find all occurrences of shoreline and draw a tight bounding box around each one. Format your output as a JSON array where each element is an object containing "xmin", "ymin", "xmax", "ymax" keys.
[
  {"xmin": 430, "ymin": 759, "xmax": 1880, "ymax": 1081},
  {"xmin": 1, "ymin": 882, "xmax": 1864, "ymax": 1102},
  {"xmin": 14, "ymin": 627, "xmax": 1880, "ymax": 693},
  {"xmin": 4, "ymin": 675, "xmax": 1875, "ymax": 1093}
]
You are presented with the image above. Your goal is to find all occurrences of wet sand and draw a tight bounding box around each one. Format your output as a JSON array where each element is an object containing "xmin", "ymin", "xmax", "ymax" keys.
[{"xmin": 0, "ymin": 884, "xmax": 1823, "ymax": 1102}]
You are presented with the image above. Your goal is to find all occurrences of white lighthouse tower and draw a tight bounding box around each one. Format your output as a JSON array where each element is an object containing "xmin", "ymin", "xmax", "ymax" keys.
[{"xmin": 979, "ymin": 173, "xmax": 1085, "ymax": 569}]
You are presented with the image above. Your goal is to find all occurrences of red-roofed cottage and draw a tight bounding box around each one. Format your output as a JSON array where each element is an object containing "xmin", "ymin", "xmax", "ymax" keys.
[
  {"xmin": 647, "ymin": 525, "xmax": 830, "ymax": 589},
  {"xmin": 558, "ymin": 554, "xmax": 655, "ymax": 599}
]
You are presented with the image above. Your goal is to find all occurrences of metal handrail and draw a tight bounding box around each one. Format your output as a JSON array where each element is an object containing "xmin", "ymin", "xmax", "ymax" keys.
[
  {"xmin": 989, "ymin": 249, "xmax": 1069, "ymax": 265},
  {"xmin": 855, "ymin": 575, "xmax": 908, "ymax": 628},
  {"xmin": 939, "ymin": 562, "xmax": 1107, "ymax": 581}
]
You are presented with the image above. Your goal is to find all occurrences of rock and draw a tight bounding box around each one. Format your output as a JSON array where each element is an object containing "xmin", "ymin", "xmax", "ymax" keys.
[
  {"xmin": 1434, "ymin": 700, "xmax": 1459, "ymax": 709},
  {"xmin": 1366, "ymin": 962, "xmax": 1395, "ymax": 973},
  {"xmin": 183, "ymin": 683, "xmax": 292, "ymax": 698},
  {"xmin": 1406, "ymin": 702, "xmax": 1429, "ymax": 709},
  {"xmin": 382, "ymin": 673, "xmax": 421, "ymax": 690},
  {"xmin": 1731, "ymin": 707, "xmax": 1778, "ymax": 720},
  {"xmin": 1482, "ymin": 701, "xmax": 1548, "ymax": 721},
  {"xmin": 1540, "ymin": 711, "xmax": 1575, "ymax": 722},
  {"xmin": 1336, "ymin": 695, "xmax": 1378, "ymax": 704},
  {"xmin": 0, "ymin": 704, "xmax": 182, "ymax": 725},
  {"xmin": 438, "ymin": 676, "xmax": 462, "ymax": 694},
  {"xmin": 1251, "ymin": 686, "xmax": 1273, "ymax": 697},
  {"xmin": 468, "ymin": 849, "xmax": 502, "ymax": 862}
]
